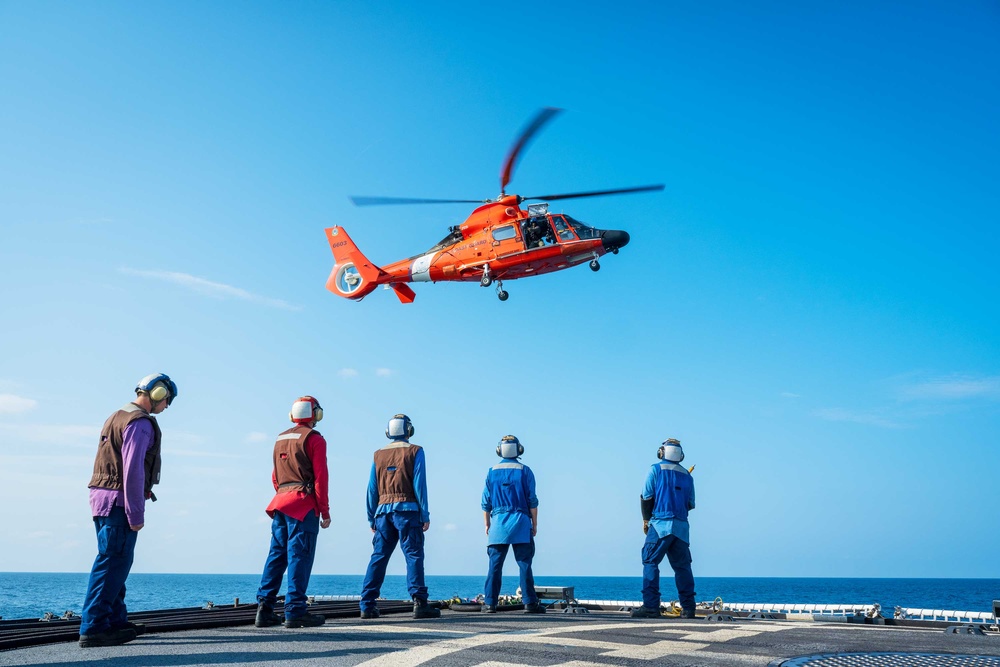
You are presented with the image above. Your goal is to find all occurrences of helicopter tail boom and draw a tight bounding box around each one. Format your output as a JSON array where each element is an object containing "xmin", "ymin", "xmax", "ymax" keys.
[{"xmin": 324, "ymin": 226, "xmax": 384, "ymax": 301}]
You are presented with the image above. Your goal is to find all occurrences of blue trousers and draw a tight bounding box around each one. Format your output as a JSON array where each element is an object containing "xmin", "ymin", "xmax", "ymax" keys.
[
  {"xmin": 257, "ymin": 510, "xmax": 319, "ymax": 619},
  {"xmin": 360, "ymin": 511, "xmax": 426, "ymax": 611},
  {"xmin": 641, "ymin": 529, "xmax": 696, "ymax": 611},
  {"xmin": 484, "ymin": 540, "xmax": 537, "ymax": 606},
  {"xmin": 80, "ymin": 506, "xmax": 138, "ymax": 636}
]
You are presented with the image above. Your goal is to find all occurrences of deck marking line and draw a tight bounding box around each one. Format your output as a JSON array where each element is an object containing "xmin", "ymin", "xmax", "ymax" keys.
[{"xmin": 351, "ymin": 621, "xmax": 652, "ymax": 667}]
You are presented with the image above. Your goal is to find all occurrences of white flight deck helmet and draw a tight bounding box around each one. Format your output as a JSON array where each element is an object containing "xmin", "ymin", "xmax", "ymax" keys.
[
  {"xmin": 657, "ymin": 438, "xmax": 684, "ymax": 463},
  {"xmin": 386, "ymin": 414, "xmax": 414, "ymax": 440},
  {"xmin": 496, "ymin": 435, "xmax": 524, "ymax": 459}
]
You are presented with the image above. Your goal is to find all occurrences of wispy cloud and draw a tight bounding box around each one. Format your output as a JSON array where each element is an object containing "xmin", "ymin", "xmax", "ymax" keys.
[
  {"xmin": 120, "ymin": 267, "xmax": 301, "ymax": 311},
  {"xmin": 170, "ymin": 449, "xmax": 242, "ymax": 459},
  {"xmin": 246, "ymin": 432, "xmax": 268, "ymax": 443},
  {"xmin": 375, "ymin": 368, "xmax": 392, "ymax": 377},
  {"xmin": 0, "ymin": 393, "xmax": 38, "ymax": 414},
  {"xmin": 780, "ymin": 392, "xmax": 800, "ymax": 399},
  {"xmin": 443, "ymin": 523, "xmax": 458, "ymax": 532},
  {"xmin": 338, "ymin": 368, "xmax": 359, "ymax": 378},
  {"xmin": 0, "ymin": 423, "xmax": 97, "ymax": 447},
  {"xmin": 812, "ymin": 408, "xmax": 902, "ymax": 429},
  {"xmin": 897, "ymin": 375, "xmax": 1000, "ymax": 401}
]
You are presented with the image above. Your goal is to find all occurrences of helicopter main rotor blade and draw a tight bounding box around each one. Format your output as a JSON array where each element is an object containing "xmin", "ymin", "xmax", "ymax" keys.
[
  {"xmin": 499, "ymin": 107, "xmax": 563, "ymax": 196},
  {"xmin": 350, "ymin": 196, "xmax": 487, "ymax": 207},
  {"xmin": 523, "ymin": 184, "xmax": 665, "ymax": 202}
]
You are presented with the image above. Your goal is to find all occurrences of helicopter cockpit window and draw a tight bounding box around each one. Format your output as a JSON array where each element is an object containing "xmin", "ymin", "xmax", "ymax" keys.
[
  {"xmin": 565, "ymin": 215, "xmax": 599, "ymax": 240},
  {"xmin": 427, "ymin": 227, "xmax": 464, "ymax": 253},
  {"xmin": 492, "ymin": 225, "xmax": 517, "ymax": 242},
  {"xmin": 551, "ymin": 215, "xmax": 577, "ymax": 242},
  {"xmin": 521, "ymin": 216, "xmax": 553, "ymax": 248}
]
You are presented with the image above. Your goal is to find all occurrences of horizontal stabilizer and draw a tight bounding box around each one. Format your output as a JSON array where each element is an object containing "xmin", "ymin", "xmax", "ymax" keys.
[{"xmin": 390, "ymin": 283, "xmax": 416, "ymax": 304}]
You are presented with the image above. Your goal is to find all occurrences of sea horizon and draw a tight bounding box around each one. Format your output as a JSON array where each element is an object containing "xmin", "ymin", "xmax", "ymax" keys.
[{"xmin": 4, "ymin": 572, "xmax": 998, "ymax": 622}]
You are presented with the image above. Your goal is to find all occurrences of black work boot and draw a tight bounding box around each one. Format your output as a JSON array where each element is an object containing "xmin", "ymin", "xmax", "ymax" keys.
[
  {"xmin": 413, "ymin": 598, "xmax": 441, "ymax": 619},
  {"xmin": 481, "ymin": 604, "xmax": 497, "ymax": 613},
  {"xmin": 524, "ymin": 602, "xmax": 546, "ymax": 614},
  {"xmin": 112, "ymin": 621, "xmax": 147, "ymax": 636},
  {"xmin": 680, "ymin": 608, "xmax": 697, "ymax": 619},
  {"xmin": 79, "ymin": 627, "xmax": 137, "ymax": 648},
  {"xmin": 284, "ymin": 612, "xmax": 326, "ymax": 628},
  {"xmin": 255, "ymin": 603, "xmax": 282, "ymax": 628},
  {"xmin": 359, "ymin": 607, "xmax": 380, "ymax": 619},
  {"xmin": 629, "ymin": 606, "xmax": 662, "ymax": 618}
]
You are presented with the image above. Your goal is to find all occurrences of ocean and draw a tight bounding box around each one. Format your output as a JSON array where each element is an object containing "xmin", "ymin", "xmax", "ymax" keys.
[{"xmin": 2, "ymin": 573, "xmax": 997, "ymax": 621}]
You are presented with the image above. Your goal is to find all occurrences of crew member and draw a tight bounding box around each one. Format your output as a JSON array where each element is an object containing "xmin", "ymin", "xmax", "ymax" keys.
[
  {"xmin": 481, "ymin": 435, "xmax": 544, "ymax": 614},
  {"xmin": 360, "ymin": 414, "xmax": 440, "ymax": 619},
  {"xmin": 631, "ymin": 438, "xmax": 697, "ymax": 619},
  {"xmin": 255, "ymin": 396, "xmax": 331, "ymax": 629},
  {"xmin": 79, "ymin": 373, "xmax": 178, "ymax": 648}
]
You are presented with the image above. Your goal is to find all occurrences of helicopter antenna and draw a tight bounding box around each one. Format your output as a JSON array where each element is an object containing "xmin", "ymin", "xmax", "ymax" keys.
[{"xmin": 499, "ymin": 107, "xmax": 562, "ymax": 197}]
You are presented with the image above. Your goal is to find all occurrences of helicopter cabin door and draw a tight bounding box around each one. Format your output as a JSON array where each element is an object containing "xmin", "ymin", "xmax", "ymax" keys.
[{"xmin": 489, "ymin": 222, "xmax": 524, "ymax": 260}]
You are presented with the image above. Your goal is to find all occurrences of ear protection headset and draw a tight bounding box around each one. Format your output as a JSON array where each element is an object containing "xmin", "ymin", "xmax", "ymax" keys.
[
  {"xmin": 657, "ymin": 437, "xmax": 684, "ymax": 463},
  {"xmin": 386, "ymin": 414, "xmax": 414, "ymax": 440},
  {"xmin": 496, "ymin": 435, "xmax": 524, "ymax": 459},
  {"xmin": 136, "ymin": 373, "xmax": 178, "ymax": 406},
  {"xmin": 290, "ymin": 396, "xmax": 323, "ymax": 424}
]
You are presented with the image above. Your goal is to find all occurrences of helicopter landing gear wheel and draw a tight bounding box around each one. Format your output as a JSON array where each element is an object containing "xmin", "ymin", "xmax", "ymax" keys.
[
  {"xmin": 480, "ymin": 265, "xmax": 493, "ymax": 287},
  {"xmin": 611, "ymin": 248, "xmax": 619, "ymax": 255},
  {"xmin": 495, "ymin": 280, "xmax": 508, "ymax": 302},
  {"xmin": 590, "ymin": 259, "xmax": 601, "ymax": 272}
]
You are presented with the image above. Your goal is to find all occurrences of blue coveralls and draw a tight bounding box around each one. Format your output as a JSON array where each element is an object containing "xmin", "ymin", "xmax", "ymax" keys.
[
  {"xmin": 641, "ymin": 460, "xmax": 696, "ymax": 612},
  {"xmin": 481, "ymin": 458, "xmax": 539, "ymax": 606},
  {"xmin": 360, "ymin": 441, "xmax": 430, "ymax": 612}
]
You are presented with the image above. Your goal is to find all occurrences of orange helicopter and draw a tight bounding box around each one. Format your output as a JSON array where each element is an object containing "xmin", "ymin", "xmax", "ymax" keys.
[{"xmin": 325, "ymin": 108, "xmax": 663, "ymax": 302}]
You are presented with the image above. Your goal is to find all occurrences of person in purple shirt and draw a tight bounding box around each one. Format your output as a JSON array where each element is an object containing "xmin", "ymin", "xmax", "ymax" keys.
[{"xmin": 79, "ymin": 373, "xmax": 177, "ymax": 648}]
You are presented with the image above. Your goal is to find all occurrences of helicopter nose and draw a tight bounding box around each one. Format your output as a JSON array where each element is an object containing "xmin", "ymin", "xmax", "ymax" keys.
[{"xmin": 601, "ymin": 229, "xmax": 630, "ymax": 251}]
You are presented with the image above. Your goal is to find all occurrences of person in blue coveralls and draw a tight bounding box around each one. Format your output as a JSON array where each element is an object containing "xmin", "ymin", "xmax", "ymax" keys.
[
  {"xmin": 359, "ymin": 414, "xmax": 441, "ymax": 620},
  {"xmin": 631, "ymin": 438, "xmax": 697, "ymax": 619},
  {"xmin": 481, "ymin": 435, "xmax": 545, "ymax": 614}
]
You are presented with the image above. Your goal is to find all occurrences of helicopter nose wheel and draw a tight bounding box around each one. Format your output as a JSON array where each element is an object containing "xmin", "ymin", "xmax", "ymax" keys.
[
  {"xmin": 590, "ymin": 259, "xmax": 601, "ymax": 272},
  {"xmin": 480, "ymin": 265, "xmax": 493, "ymax": 287},
  {"xmin": 495, "ymin": 280, "xmax": 508, "ymax": 301}
]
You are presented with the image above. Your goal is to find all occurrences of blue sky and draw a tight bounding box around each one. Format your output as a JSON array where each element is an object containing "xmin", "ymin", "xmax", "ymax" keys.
[{"xmin": 1, "ymin": 2, "xmax": 998, "ymax": 580}]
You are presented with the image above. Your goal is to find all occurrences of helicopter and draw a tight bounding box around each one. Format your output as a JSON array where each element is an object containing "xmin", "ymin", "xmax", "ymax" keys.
[{"xmin": 325, "ymin": 108, "xmax": 663, "ymax": 303}]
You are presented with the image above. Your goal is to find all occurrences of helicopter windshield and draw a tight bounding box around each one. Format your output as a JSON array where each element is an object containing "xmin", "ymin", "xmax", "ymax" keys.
[
  {"xmin": 427, "ymin": 227, "xmax": 464, "ymax": 253},
  {"xmin": 564, "ymin": 215, "xmax": 600, "ymax": 240}
]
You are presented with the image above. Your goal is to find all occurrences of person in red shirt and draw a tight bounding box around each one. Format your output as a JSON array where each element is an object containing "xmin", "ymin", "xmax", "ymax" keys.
[{"xmin": 255, "ymin": 396, "xmax": 332, "ymax": 628}]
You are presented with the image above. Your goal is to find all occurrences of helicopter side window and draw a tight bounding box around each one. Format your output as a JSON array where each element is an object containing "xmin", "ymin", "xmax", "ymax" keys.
[
  {"xmin": 492, "ymin": 225, "xmax": 517, "ymax": 242},
  {"xmin": 551, "ymin": 215, "xmax": 577, "ymax": 242}
]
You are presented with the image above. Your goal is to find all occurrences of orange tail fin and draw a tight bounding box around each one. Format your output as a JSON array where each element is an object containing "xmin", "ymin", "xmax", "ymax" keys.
[{"xmin": 324, "ymin": 227, "xmax": 383, "ymax": 301}]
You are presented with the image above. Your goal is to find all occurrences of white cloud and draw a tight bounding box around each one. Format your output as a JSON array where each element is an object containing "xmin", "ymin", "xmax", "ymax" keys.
[
  {"xmin": 0, "ymin": 393, "xmax": 38, "ymax": 414},
  {"xmin": 897, "ymin": 375, "xmax": 1000, "ymax": 401},
  {"xmin": 120, "ymin": 267, "xmax": 301, "ymax": 311},
  {"xmin": 780, "ymin": 392, "xmax": 800, "ymax": 399},
  {"xmin": 246, "ymin": 432, "xmax": 268, "ymax": 443},
  {"xmin": 0, "ymin": 423, "xmax": 97, "ymax": 448},
  {"xmin": 338, "ymin": 368, "xmax": 359, "ymax": 378},
  {"xmin": 170, "ymin": 449, "xmax": 241, "ymax": 459},
  {"xmin": 375, "ymin": 368, "xmax": 392, "ymax": 377},
  {"xmin": 27, "ymin": 531, "xmax": 53, "ymax": 540},
  {"xmin": 812, "ymin": 408, "xmax": 902, "ymax": 429},
  {"xmin": 443, "ymin": 523, "xmax": 458, "ymax": 532}
]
